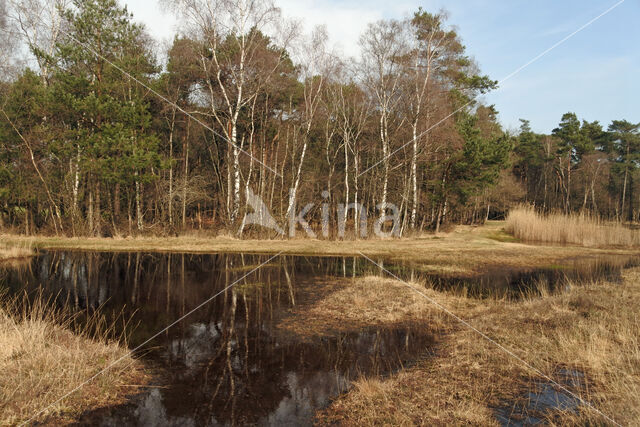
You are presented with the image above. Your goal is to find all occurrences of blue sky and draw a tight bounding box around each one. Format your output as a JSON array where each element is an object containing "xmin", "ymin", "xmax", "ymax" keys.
[{"xmin": 124, "ymin": 0, "xmax": 639, "ymax": 134}]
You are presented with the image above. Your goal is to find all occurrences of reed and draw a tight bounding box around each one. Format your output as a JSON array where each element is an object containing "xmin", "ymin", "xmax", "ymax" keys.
[
  {"xmin": 505, "ymin": 206, "xmax": 640, "ymax": 247},
  {"xmin": 0, "ymin": 290, "xmax": 147, "ymax": 425}
]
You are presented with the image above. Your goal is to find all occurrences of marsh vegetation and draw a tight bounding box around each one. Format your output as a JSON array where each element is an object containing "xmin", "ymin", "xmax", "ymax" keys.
[
  {"xmin": 506, "ymin": 206, "xmax": 640, "ymax": 247},
  {"xmin": 0, "ymin": 241, "xmax": 33, "ymax": 262},
  {"xmin": 317, "ymin": 271, "xmax": 640, "ymax": 425}
]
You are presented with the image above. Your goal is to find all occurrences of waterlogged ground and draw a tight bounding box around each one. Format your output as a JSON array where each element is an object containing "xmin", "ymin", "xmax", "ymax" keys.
[{"xmin": 1, "ymin": 251, "xmax": 639, "ymax": 425}]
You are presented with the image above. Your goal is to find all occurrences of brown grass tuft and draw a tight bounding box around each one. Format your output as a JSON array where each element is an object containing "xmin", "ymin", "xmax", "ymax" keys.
[
  {"xmin": 505, "ymin": 206, "xmax": 640, "ymax": 247},
  {"xmin": 0, "ymin": 291, "xmax": 148, "ymax": 425},
  {"xmin": 314, "ymin": 270, "xmax": 640, "ymax": 425}
]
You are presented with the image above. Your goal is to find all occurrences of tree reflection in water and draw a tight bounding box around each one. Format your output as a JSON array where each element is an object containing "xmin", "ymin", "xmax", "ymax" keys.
[{"xmin": 2, "ymin": 251, "xmax": 432, "ymax": 426}]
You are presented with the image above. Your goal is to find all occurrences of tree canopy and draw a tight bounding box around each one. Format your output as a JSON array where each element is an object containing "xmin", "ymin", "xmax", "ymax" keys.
[{"xmin": 0, "ymin": 0, "xmax": 637, "ymax": 236}]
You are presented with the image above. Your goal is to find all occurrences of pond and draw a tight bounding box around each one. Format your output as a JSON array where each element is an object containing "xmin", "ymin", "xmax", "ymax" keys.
[
  {"xmin": 1, "ymin": 252, "xmax": 433, "ymax": 425},
  {"xmin": 1, "ymin": 250, "xmax": 638, "ymax": 425}
]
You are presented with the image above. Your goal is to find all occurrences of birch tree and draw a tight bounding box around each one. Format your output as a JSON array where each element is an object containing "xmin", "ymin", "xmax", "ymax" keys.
[
  {"xmin": 168, "ymin": 0, "xmax": 294, "ymax": 227},
  {"xmin": 0, "ymin": 0, "xmax": 19, "ymax": 79},
  {"xmin": 329, "ymin": 77, "xmax": 371, "ymax": 237},
  {"xmin": 285, "ymin": 26, "xmax": 335, "ymax": 221},
  {"xmin": 404, "ymin": 10, "xmax": 458, "ymax": 229},
  {"xmin": 360, "ymin": 19, "xmax": 407, "ymax": 215},
  {"xmin": 7, "ymin": 0, "xmax": 70, "ymax": 85}
]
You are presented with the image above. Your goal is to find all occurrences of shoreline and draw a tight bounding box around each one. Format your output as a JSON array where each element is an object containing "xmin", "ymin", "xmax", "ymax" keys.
[
  {"xmin": 3, "ymin": 224, "xmax": 639, "ymax": 276},
  {"xmin": 313, "ymin": 271, "xmax": 640, "ymax": 425}
]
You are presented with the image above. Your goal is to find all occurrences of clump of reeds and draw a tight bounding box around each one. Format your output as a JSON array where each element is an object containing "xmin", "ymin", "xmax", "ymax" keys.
[
  {"xmin": 505, "ymin": 206, "xmax": 640, "ymax": 247},
  {"xmin": 0, "ymin": 290, "xmax": 146, "ymax": 425}
]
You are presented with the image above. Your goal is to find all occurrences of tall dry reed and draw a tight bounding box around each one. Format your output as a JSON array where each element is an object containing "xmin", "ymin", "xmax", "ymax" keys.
[{"xmin": 505, "ymin": 206, "xmax": 640, "ymax": 247}]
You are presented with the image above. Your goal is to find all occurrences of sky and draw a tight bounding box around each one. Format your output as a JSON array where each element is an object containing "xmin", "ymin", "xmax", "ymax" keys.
[{"xmin": 123, "ymin": 0, "xmax": 639, "ymax": 134}]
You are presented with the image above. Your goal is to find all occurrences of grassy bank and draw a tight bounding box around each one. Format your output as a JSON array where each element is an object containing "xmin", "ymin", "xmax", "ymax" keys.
[
  {"xmin": 278, "ymin": 272, "xmax": 640, "ymax": 425},
  {"xmin": 506, "ymin": 206, "xmax": 640, "ymax": 247},
  {"xmin": 0, "ymin": 293, "xmax": 148, "ymax": 425},
  {"xmin": 0, "ymin": 242, "xmax": 34, "ymax": 262},
  {"xmin": 2, "ymin": 223, "xmax": 636, "ymax": 276}
]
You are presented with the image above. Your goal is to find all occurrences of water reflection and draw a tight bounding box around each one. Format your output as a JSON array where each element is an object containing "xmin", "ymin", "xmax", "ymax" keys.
[
  {"xmin": 1, "ymin": 252, "xmax": 432, "ymax": 426},
  {"xmin": 4, "ymin": 252, "xmax": 362, "ymax": 347},
  {"xmin": 418, "ymin": 255, "xmax": 640, "ymax": 298},
  {"xmin": 494, "ymin": 369, "xmax": 585, "ymax": 426},
  {"xmin": 93, "ymin": 327, "xmax": 429, "ymax": 426}
]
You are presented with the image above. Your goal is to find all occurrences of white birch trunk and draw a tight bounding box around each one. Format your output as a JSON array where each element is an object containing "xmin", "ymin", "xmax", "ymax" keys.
[
  {"xmin": 135, "ymin": 171, "xmax": 142, "ymax": 231},
  {"xmin": 411, "ymin": 121, "xmax": 418, "ymax": 229},
  {"xmin": 73, "ymin": 144, "xmax": 81, "ymax": 215}
]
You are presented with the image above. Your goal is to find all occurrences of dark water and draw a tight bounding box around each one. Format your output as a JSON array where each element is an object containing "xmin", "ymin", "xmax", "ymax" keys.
[
  {"xmin": 92, "ymin": 328, "xmax": 431, "ymax": 426},
  {"xmin": 1, "ymin": 251, "xmax": 638, "ymax": 425},
  {"xmin": 0, "ymin": 252, "xmax": 432, "ymax": 426}
]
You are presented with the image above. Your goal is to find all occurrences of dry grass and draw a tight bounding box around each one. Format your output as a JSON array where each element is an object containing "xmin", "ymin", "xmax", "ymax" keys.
[
  {"xmin": 2, "ymin": 226, "xmax": 635, "ymax": 276},
  {"xmin": 290, "ymin": 272, "xmax": 640, "ymax": 425},
  {"xmin": 279, "ymin": 276, "xmax": 470, "ymax": 338},
  {"xmin": 0, "ymin": 241, "xmax": 34, "ymax": 261},
  {"xmin": 0, "ymin": 292, "xmax": 148, "ymax": 425},
  {"xmin": 506, "ymin": 206, "xmax": 640, "ymax": 247}
]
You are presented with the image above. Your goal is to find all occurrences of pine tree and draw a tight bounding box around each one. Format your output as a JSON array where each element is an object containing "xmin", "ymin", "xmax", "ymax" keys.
[{"xmin": 47, "ymin": 0, "xmax": 161, "ymax": 234}]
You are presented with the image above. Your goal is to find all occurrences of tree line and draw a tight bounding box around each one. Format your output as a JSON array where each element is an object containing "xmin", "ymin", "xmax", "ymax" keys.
[
  {"xmin": 513, "ymin": 116, "xmax": 640, "ymax": 221},
  {"xmin": 0, "ymin": 0, "xmax": 637, "ymax": 237}
]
